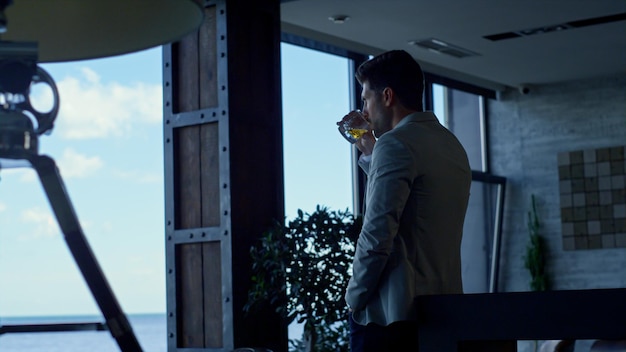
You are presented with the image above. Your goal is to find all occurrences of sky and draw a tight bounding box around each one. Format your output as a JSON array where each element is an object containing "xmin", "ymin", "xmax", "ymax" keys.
[{"xmin": 0, "ymin": 43, "xmax": 353, "ymax": 318}]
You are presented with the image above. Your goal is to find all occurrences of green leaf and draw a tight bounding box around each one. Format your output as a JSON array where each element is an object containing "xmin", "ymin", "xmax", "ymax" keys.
[
  {"xmin": 246, "ymin": 205, "xmax": 355, "ymax": 351},
  {"xmin": 523, "ymin": 194, "xmax": 549, "ymax": 291}
]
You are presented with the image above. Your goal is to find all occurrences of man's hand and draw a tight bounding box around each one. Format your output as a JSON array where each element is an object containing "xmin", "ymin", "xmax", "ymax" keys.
[{"xmin": 356, "ymin": 130, "xmax": 376, "ymax": 156}]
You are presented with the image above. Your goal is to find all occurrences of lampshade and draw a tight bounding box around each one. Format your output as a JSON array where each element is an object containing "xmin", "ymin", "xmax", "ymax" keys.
[{"xmin": 0, "ymin": 0, "xmax": 204, "ymax": 62}]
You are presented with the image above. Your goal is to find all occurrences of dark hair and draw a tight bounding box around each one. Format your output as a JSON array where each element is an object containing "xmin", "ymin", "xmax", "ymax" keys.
[{"xmin": 355, "ymin": 50, "xmax": 424, "ymax": 111}]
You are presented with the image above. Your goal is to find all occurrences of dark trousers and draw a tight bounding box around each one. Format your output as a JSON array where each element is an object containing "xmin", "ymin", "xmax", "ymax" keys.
[{"xmin": 349, "ymin": 313, "xmax": 419, "ymax": 352}]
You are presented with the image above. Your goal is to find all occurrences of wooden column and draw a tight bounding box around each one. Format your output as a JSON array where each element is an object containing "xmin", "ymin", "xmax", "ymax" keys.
[{"xmin": 163, "ymin": 0, "xmax": 286, "ymax": 351}]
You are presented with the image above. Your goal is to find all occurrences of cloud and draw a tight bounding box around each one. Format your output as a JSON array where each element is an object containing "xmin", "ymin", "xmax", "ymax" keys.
[
  {"xmin": 16, "ymin": 205, "xmax": 94, "ymax": 241},
  {"xmin": 0, "ymin": 202, "xmax": 6, "ymax": 212},
  {"xmin": 30, "ymin": 67, "xmax": 162, "ymax": 140},
  {"xmin": 19, "ymin": 207, "xmax": 59, "ymax": 239},
  {"xmin": 57, "ymin": 148, "xmax": 104, "ymax": 179}
]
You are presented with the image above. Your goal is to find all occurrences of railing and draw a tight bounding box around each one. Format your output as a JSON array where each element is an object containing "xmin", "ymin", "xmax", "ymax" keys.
[{"xmin": 0, "ymin": 321, "xmax": 107, "ymax": 335}]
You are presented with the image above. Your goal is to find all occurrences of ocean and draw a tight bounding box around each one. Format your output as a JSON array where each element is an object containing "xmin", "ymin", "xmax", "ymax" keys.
[{"xmin": 0, "ymin": 313, "xmax": 167, "ymax": 352}]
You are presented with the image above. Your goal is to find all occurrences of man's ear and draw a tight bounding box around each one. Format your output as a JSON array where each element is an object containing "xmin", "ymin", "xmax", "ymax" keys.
[{"xmin": 382, "ymin": 87, "xmax": 393, "ymax": 107}]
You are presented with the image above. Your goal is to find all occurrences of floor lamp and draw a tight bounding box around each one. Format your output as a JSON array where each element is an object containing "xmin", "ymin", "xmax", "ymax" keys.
[{"xmin": 0, "ymin": 2, "xmax": 203, "ymax": 351}]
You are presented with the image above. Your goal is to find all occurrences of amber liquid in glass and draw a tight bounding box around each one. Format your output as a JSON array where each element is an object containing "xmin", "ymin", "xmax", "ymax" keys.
[{"xmin": 347, "ymin": 128, "xmax": 368, "ymax": 140}]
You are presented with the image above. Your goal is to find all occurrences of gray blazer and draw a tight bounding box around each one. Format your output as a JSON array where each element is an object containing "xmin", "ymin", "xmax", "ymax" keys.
[{"xmin": 345, "ymin": 111, "xmax": 471, "ymax": 326}]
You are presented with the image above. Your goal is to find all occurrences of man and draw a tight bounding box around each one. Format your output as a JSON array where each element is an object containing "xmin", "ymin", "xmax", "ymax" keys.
[{"xmin": 343, "ymin": 50, "xmax": 471, "ymax": 351}]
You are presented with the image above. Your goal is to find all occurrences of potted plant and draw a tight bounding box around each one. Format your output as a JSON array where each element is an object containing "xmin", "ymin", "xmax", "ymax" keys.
[
  {"xmin": 523, "ymin": 194, "xmax": 553, "ymax": 352},
  {"xmin": 244, "ymin": 205, "xmax": 361, "ymax": 352},
  {"xmin": 523, "ymin": 194, "xmax": 549, "ymax": 292}
]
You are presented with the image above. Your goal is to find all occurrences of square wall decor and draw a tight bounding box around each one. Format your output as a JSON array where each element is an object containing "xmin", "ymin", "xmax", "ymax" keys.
[{"xmin": 558, "ymin": 145, "xmax": 626, "ymax": 250}]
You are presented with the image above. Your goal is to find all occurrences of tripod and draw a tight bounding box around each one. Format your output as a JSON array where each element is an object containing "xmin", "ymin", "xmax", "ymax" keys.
[{"xmin": 0, "ymin": 44, "xmax": 142, "ymax": 351}]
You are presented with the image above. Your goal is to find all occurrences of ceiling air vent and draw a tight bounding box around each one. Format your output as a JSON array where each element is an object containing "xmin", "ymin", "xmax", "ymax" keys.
[
  {"xmin": 408, "ymin": 38, "xmax": 480, "ymax": 58},
  {"xmin": 484, "ymin": 12, "xmax": 626, "ymax": 41}
]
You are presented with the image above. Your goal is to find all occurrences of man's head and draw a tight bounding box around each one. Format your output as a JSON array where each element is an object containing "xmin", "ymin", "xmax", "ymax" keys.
[
  {"xmin": 356, "ymin": 50, "xmax": 424, "ymax": 112},
  {"xmin": 356, "ymin": 50, "xmax": 424, "ymax": 137}
]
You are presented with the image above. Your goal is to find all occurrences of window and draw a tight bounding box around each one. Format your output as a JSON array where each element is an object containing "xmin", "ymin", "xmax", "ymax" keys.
[
  {"xmin": 431, "ymin": 82, "xmax": 503, "ymax": 293},
  {"xmin": 432, "ymin": 83, "xmax": 487, "ymax": 171},
  {"xmin": 281, "ymin": 43, "xmax": 353, "ymax": 219}
]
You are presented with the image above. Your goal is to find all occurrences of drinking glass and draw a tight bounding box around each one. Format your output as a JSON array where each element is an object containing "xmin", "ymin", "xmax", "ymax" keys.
[{"xmin": 337, "ymin": 110, "xmax": 369, "ymax": 144}]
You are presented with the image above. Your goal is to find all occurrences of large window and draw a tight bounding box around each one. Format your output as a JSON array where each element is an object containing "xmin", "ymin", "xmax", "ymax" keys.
[
  {"xmin": 432, "ymin": 83, "xmax": 503, "ymax": 293},
  {"xmin": 433, "ymin": 83, "xmax": 487, "ymax": 171},
  {"xmin": 281, "ymin": 43, "xmax": 353, "ymax": 219}
]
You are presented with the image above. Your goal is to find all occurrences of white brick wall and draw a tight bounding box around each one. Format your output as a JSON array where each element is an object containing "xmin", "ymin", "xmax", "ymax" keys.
[{"xmin": 488, "ymin": 74, "xmax": 626, "ymax": 292}]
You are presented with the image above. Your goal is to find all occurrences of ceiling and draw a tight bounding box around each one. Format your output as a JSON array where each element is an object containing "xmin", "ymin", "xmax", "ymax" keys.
[{"xmin": 280, "ymin": 0, "xmax": 626, "ymax": 92}]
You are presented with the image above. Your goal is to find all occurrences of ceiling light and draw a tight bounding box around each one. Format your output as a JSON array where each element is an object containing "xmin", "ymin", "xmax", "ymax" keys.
[
  {"xmin": 328, "ymin": 15, "xmax": 350, "ymax": 24},
  {"xmin": 408, "ymin": 38, "xmax": 480, "ymax": 58}
]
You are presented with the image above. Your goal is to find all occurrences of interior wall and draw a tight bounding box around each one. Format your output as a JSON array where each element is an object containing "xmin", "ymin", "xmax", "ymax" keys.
[{"xmin": 487, "ymin": 74, "xmax": 626, "ymax": 293}]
